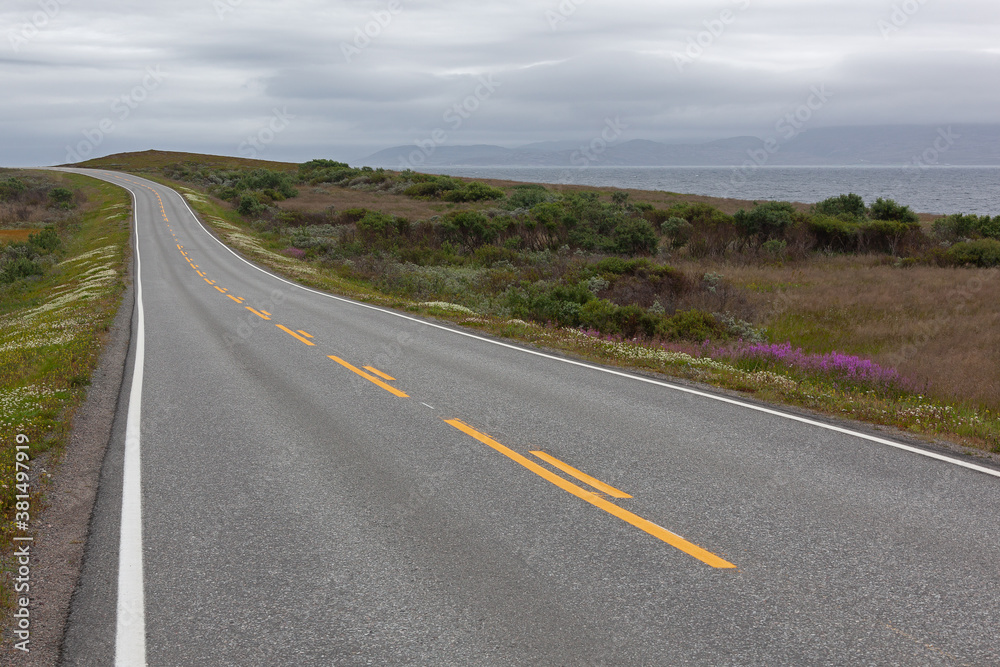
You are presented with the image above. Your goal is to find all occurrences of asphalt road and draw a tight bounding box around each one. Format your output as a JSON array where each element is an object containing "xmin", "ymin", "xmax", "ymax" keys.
[{"xmin": 58, "ymin": 170, "xmax": 1000, "ymax": 666}]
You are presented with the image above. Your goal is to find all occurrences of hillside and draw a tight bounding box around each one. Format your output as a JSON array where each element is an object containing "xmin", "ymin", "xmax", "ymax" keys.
[
  {"xmin": 365, "ymin": 125, "xmax": 1000, "ymax": 168},
  {"xmin": 69, "ymin": 149, "xmax": 297, "ymax": 174}
]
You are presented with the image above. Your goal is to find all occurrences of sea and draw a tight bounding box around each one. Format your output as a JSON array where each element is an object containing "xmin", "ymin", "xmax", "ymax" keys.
[{"xmin": 416, "ymin": 165, "xmax": 1000, "ymax": 217}]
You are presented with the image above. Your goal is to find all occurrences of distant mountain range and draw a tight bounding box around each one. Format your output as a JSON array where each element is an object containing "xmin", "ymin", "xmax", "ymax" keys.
[{"xmin": 364, "ymin": 125, "xmax": 1000, "ymax": 168}]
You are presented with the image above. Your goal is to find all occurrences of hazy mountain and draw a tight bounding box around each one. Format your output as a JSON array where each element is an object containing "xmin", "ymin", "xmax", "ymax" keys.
[{"xmin": 364, "ymin": 125, "xmax": 1000, "ymax": 168}]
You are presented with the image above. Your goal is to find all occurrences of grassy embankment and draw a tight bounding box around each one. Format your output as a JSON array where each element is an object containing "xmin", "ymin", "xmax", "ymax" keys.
[
  {"xmin": 0, "ymin": 170, "xmax": 131, "ymax": 610},
  {"xmin": 76, "ymin": 151, "xmax": 1000, "ymax": 453}
]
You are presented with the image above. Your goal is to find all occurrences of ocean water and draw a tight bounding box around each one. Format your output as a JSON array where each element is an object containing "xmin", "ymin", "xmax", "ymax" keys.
[{"xmin": 418, "ymin": 165, "xmax": 1000, "ymax": 216}]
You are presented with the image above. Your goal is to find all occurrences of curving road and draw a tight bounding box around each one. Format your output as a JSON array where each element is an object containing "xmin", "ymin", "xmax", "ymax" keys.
[{"xmin": 58, "ymin": 170, "xmax": 1000, "ymax": 665}]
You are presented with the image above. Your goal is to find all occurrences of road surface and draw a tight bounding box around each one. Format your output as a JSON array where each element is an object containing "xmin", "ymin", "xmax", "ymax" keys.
[{"xmin": 59, "ymin": 170, "xmax": 1000, "ymax": 665}]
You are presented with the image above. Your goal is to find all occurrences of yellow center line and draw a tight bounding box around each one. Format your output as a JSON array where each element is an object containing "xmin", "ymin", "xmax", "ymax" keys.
[
  {"xmin": 204, "ymin": 278, "xmax": 215, "ymax": 285},
  {"xmin": 446, "ymin": 419, "xmax": 735, "ymax": 569},
  {"xmin": 226, "ymin": 295, "xmax": 245, "ymax": 304},
  {"xmin": 328, "ymin": 356, "xmax": 409, "ymax": 397},
  {"xmin": 296, "ymin": 330, "xmax": 314, "ymax": 338},
  {"xmin": 530, "ymin": 450, "xmax": 632, "ymax": 499},
  {"xmin": 196, "ymin": 271, "xmax": 206, "ymax": 277},
  {"xmin": 363, "ymin": 366, "xmax": 396, "ymax": 382},
  {"xmin": 246, "ymin": 307, "xmax": 271, "ymax": 320},
  {"xmin": 276, "ymin": 324, "xmax": 316, "ymax": 346},
  {"xmin": 176, "ymin": 244, "xmax": 183, "ymax": 249},
  {"xmin": 213, "ymin": 286, "xmax": 228, "ymax": 294}
]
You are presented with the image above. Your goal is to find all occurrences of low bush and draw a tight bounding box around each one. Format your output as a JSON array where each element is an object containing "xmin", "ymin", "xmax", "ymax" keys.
[
  {"xmin": 237, "ymin": 193, "xmax": 266, "ymax": 217},
  {"xmin": 505, "ymin": 184, "xmax": 551, "ymax": 210},
  {"xmin": 0, "ymin": 226, "xmax": 62, "ymax": 283},
  {"xmin": 443, "ymin": 181, "xmax": 505, "ymax": 203},
  {"xmin": 869, "ymin": 197, "xmax": 918, "ymax": 224},
  {"xmin": 812, "ymin": 193, "xmax": 867, "ymax": 220},
  {"xmin": 0, "ymin": 177, "xmax": 27, "ymax": 201},
  {"xmin": 733, "ymin": 201, "xmax": 798, "ymax": 241},
  {"xmin": 660, "ymin": 216, "xmax": 693, "ymax": 249},
  {"xmin": 807, "ymin": 214, "xmax": 859, "ymax": 251},
  {"xmin": 658, "ymin": 309, "xmax": 726, "ymax": 342},
  {"xmin": 946, "ymin": 239, "xmax": 1000, "ymax": 267},
  {"xmin": 932, "ymin": 213, "xmax": 1000, "ymax": 242}
]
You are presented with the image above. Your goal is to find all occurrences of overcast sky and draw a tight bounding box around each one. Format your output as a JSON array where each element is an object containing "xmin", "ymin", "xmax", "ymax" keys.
[{"xmin": 2, "ymin": 0, "xmax": 998, "ymax": 166}]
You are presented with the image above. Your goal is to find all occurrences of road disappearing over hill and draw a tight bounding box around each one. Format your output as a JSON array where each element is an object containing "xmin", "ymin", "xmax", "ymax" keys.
[{"xmin": 59, "ymin": 169, "xmax": 1000, "ymax": 665}]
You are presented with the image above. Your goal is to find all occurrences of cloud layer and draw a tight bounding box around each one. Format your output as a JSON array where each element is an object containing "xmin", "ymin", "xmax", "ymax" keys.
[{"xmin": 3, "ymin": 0, "xmax": 997, "ymax": 166}]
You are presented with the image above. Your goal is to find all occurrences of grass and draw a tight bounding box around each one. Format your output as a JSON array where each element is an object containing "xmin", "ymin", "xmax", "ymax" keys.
[
  {"xmin": 0, "ymin": 170, "xmax": 131, "ymax": 611},
  {"xmin": 674, "ymin": 257, "xmax": 1000, "ymax": 410}
]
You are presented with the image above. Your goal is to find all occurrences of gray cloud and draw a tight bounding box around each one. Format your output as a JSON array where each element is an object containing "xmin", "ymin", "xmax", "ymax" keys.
[{"xmin": 2, "ymin": 0, "xmax": 997, "ymax": 166}]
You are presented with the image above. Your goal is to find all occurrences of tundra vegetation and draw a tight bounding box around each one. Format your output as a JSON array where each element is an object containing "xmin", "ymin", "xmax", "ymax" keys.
[
  {"xmin": 74, "ymin": 152, "xmax": 1000, "ymax": 457},
  {"xmin": 0, "ymin": 171, "xmax": 131, "ymax": 612}
]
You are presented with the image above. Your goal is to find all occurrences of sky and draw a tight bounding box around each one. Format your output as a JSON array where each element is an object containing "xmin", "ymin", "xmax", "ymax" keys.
[{"xmin": 2, "ymin": 0, "xmax": 998, "ymax": 167}]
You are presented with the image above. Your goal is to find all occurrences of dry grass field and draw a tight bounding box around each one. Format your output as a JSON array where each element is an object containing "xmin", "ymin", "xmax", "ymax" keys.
[{"xmin": 673, "ymin": 256, "xmax": 1000, "ymax": 410}]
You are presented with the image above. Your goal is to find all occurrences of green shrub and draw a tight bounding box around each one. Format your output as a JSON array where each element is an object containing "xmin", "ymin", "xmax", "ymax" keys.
[
  {"xmin": 218, "ymin": 186, "xmax": 239, "ymax": 201},
  {"xmin": 669, "ymin": 202, "xmax": 731, "ymax": 227},
  {"xmin": 503, "ymin": 183, "xmax": 553, "ymax": 210},
  {"xmin": 404, "ymin": 179, "xmax": 459, "ymax": 198},
  {"xmin": 0, "ymin": 241, "xmax": 46, "ymax": 283},
  {"xmin": 813, "ymin": 193, "xmax": 867, "ymax": 220},
  {"xmin": 807, "ymin": 214, "xmax": 859, "ymax": 251},
  {"xmin": 761, "ymin": 239, "xmax": 787, "ymax": 257},
  {"xmin": 1, "ymin": 255, "xmax": 43, "ymax": 283},
  {"xmin": 49, "ymin": 187, "xmax": 74, "ymax": 207},
  {"xmin": 237, "ymin": 193, "xmax": 266, "ymax": 217},
  {"xmin": 440, "ymin": 211, "xmax": 499, "ymax": 245},
  {"xmin": 28, "ymin": 227, "xmax": 61, "ymax": 253},
  {"xmin": 859, "ymin": 219, "xmax": 917, "ymax": 254},
  {"xmin": 946, "ymin": 239, "xmax": 1000, "ymax": 267},
  {"xmin": 0, "ymin": 177, "xmax": 27, "ymax": 201},
  {"xmin": 933, "ymin": 213, "xmax": 1000, "ymax": 242},
  {"xmin": 660, "ymin": 216, "xmax": 693, "ymax": 249},
  {"xmin": 981, "ymin": 216, "xmax": 1000, "ymax": 240},
  {"xmin": 529, "ymin": 202, "xmax": 569, "ymax": 231},
  {"xmin": 579, "ymin": 300, "xmax": 658, "ymax": 338},
  {"xmin": 733, "ymin": 201, "xmax": 797, "ymax": 240},
  {"xmin": 612, "ymin": 219, "xmax": 658, "ymax": 255},
  {"xmin": 592, "ymin": 257, "xmax": 650, "ymax": 276},
  {"xmin": 443, "ymin": 181, "xmax": 506, "ymax": 203},
  {"xmin": 505, "ymin": 184, "xmax": 550, "ymax": 209},
  {"xmin": 658, "ymin": 309, "xmax": 726, "ymax": 342},
  {"xmin": 356, "ymin": 211, "xmax": 406, "ymax": 237},
  {"xmin": 869, "ymin": 197, "xmax": 918, "ymax": 224}
]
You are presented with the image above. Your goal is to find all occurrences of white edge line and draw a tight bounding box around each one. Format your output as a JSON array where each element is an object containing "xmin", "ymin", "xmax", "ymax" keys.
[
  {"xmin": 96, "ymin": 170, "xmax": 1000, "ymax": 482},
  {"xmin": 114, "ymin": 183, "xmax": 148, "ymax": 666}
]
